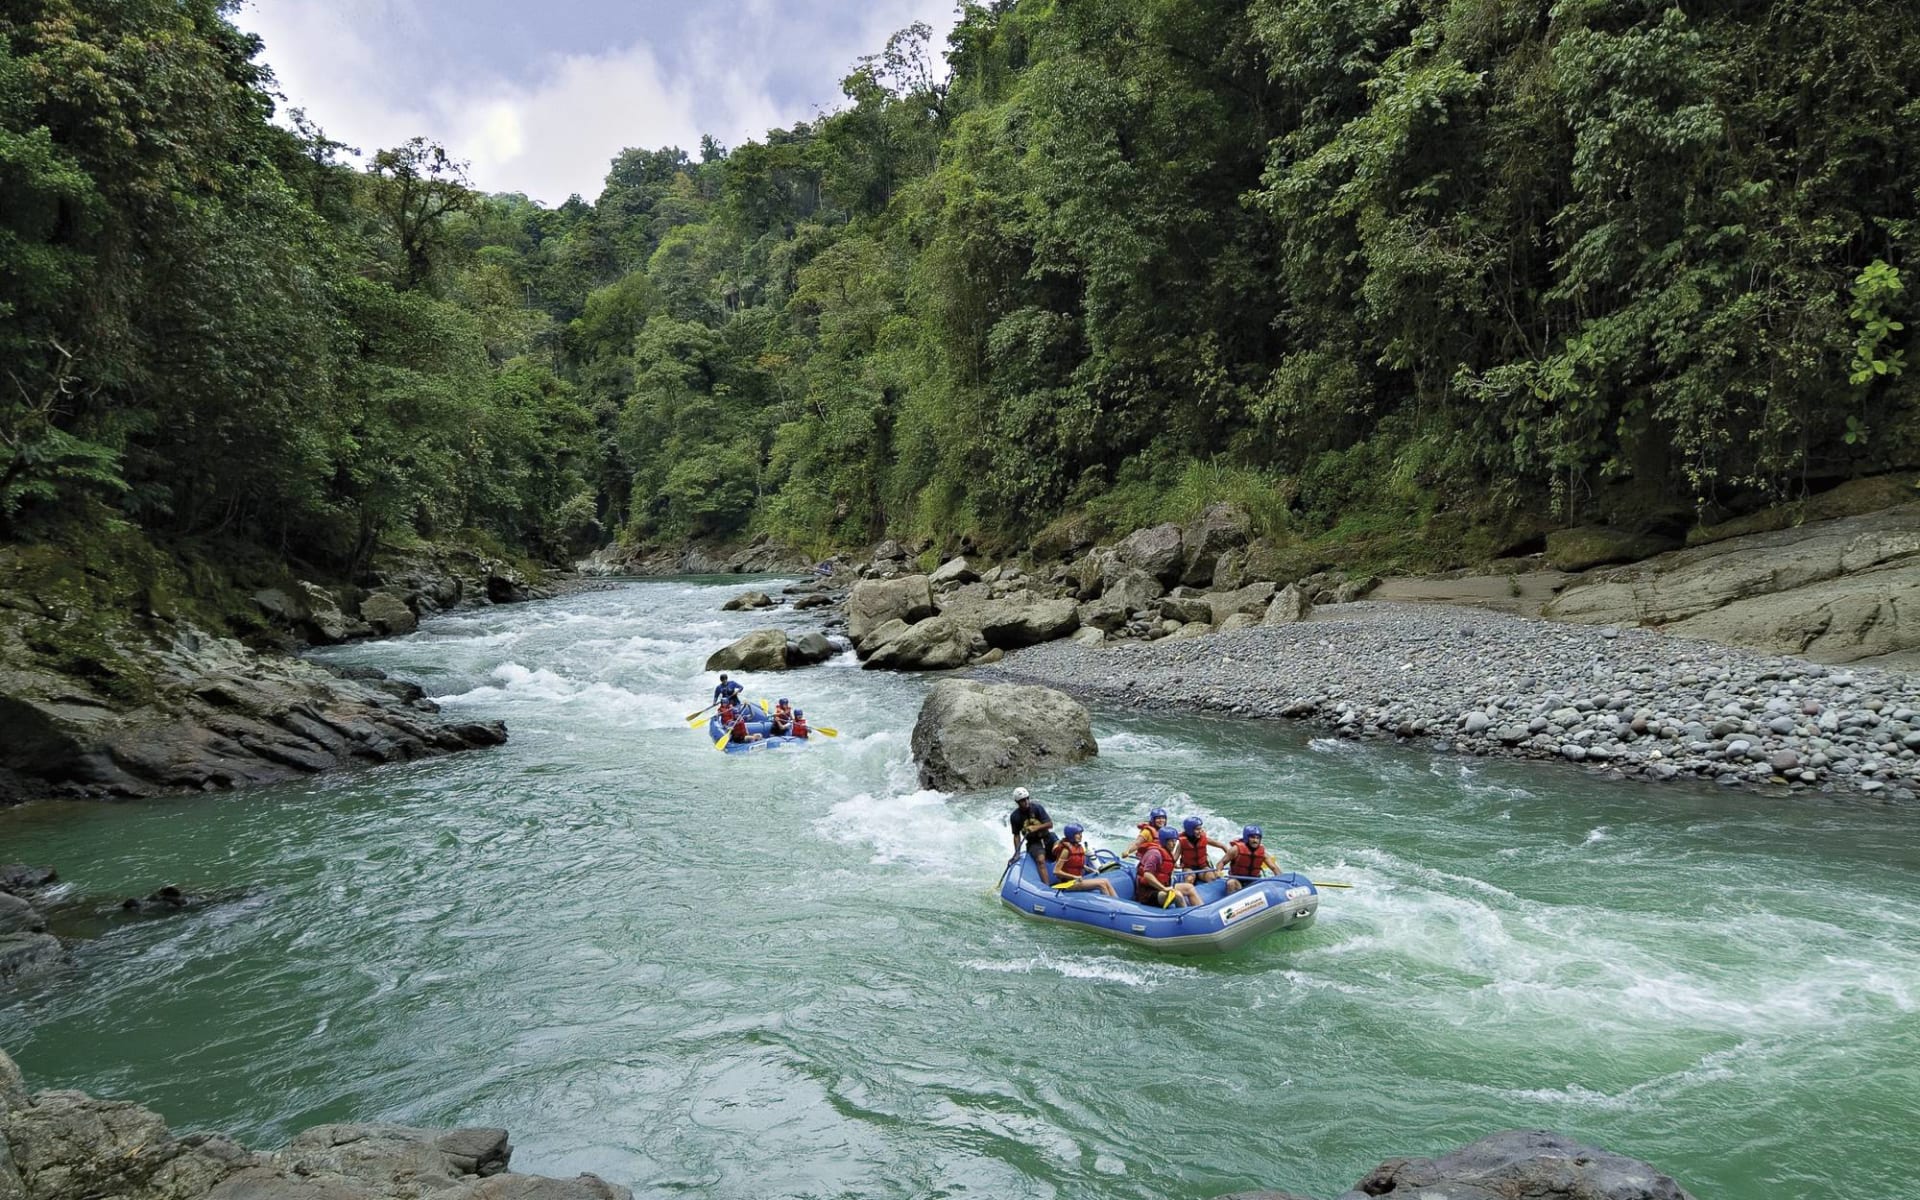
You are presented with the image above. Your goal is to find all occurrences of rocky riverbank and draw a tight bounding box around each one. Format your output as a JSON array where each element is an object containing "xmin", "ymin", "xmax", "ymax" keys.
[
  {"xmin": 0, "ymin": 537, "xmax": 537, "ymax": 805},
  {"xmin": 0, "ymin": 1049, "xmax": 1690, "ymax": 1200},
  {"xmin": 0, "ymin": 1049, "xmax": 629, "ymax": 1200},
  {"xmin": 980, "ymin": 600, "xmax": 1920, "ymax": 800}
]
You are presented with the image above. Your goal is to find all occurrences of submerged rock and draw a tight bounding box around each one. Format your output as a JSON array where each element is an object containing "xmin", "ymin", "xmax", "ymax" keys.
[{"xmin": 909, "ymin": 679, "xmax": 1097, "ymax": 792}]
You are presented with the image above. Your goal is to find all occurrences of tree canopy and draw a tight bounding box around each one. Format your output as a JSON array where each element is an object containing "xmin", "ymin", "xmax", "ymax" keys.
[{"xmin": 3, "ymin": 0, "xmax": 1914, "ymax": 573}]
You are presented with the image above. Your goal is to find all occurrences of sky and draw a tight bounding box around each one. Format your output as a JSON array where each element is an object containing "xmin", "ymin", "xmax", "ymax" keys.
[{"xmin": 234, "ymin": 0, "xmax": 958, "ymax": 206}]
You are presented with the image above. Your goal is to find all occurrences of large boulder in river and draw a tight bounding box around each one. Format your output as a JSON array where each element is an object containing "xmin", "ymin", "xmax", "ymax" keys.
[
  {"xmin": 721, "ymin": 590, "xmax": 774, "ymax": 611},
  {"xmin": 910, "ymin": 680, "xmax": 1097, "ymax": 791},
  {"xmin": 786, "ymin": 632, "xmax": 837, "ymax": 666},
  {"xmin": 358, "ymin": 592, "xmax": 418, "ymax": 636},
  {"xmin": 705, "ymin": 629, "xmax": 790, "ymax": 671},
  {"xmin": 848, "ymin": 575, "xmax": 935, "ymax": 648}
]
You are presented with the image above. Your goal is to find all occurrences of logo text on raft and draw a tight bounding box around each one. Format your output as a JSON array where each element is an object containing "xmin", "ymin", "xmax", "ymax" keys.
[{"xmin": 1220, "ymin": 893, "xmax": 1270, "ymax": 924}]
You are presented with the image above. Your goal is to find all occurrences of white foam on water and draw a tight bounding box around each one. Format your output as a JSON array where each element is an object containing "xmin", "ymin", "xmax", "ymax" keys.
[
  {"xmin": 1307, "ymin": 737, "xmax": 1360, "ymax": 754},
  {"xmin": 966, "ymin": 952, "xmax": 1198, "ymax": 988},
  {"xmin": 1583, "ymin": 826, "xmax": 1610, "ymax": 845},
  {"xmin": 816, "ymin": 787, "xmax": 1003, "ymax": 875}
]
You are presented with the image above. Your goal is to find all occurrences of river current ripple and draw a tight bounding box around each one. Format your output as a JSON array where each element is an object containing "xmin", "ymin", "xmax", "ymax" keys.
[{"xmin": 3, "ymin": 578, "xmax": 1917, "ymax": 1199}]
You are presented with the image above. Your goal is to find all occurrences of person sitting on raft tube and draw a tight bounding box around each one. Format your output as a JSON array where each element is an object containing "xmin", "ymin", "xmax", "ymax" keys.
[
  {"xmin": 790, "ymin": 709, "xmax": 810, "ymax": 738},
  {"xmin": 1009, "ymin": 787, "xmax": 1057, "ymax": 884},
  {"xmin": 727, "ymin": 710, "xmax": 761, "ymax": 745},
  {"xmin": 1136, "ymin": 828, "xmax": 1200, "ymax": 908},
  {"xmin": 1050, "ymin": 824, "xmax": 1117, "ymax": 897},
  {"xmin": 1174, "ymin": 816, "xmax": 1225, "ymax": 884},
  {"xmin": 713, "ymin": 673, "xmax": 744, "ymax": 706},
  {"xmin": 1128, "ymin": 807, "xmax": 1170, "ymax": 858},
  {"xmin": 1223, "ymin": 825, "xmax": 1277, "ymax": 894},
  {"xmin": 769, "ymin": 698, "xmax": 794, "ymax": 735}
]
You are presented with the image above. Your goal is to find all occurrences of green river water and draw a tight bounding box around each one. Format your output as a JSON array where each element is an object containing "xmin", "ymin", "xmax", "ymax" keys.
[{"xmin": 3, "ymin": 578, "xmax": 1917, "ymax": 1199}]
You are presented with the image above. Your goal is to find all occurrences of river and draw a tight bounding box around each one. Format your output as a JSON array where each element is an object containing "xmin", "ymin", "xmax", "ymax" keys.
[{"xmin": 4, "ymin": 578, "xmax": 1917, "ymax": 1199}]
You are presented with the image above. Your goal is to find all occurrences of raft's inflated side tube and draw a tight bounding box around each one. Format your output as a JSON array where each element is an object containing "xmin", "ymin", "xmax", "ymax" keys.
[
  {"xmin": 997, "ymin": 851, "xmax": 1317, "ymax": 954},
  {"xmin": 704, "ymin": 713, "xmax": 811, "ymax": 753},
  {"xmin": 720, "ymin": 734, "xmax": 810, "ymax": 754}
]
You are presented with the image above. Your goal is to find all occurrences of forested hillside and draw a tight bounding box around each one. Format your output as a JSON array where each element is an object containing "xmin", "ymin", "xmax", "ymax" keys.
[{"xmin": 4, "ymin": 0, "xmax": 1917, "ymax": 580}]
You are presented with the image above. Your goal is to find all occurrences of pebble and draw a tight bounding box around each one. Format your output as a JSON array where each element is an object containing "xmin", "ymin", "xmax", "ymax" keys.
[{"xmin": 981, "ymin": 601, "xmax": 1920, "ymax": 801}]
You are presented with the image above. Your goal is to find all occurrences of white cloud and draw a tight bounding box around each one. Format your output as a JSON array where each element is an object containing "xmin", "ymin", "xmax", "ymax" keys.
[{"xmin": 237, "ymin": 0, "xmax": 957, "ymax": 205}]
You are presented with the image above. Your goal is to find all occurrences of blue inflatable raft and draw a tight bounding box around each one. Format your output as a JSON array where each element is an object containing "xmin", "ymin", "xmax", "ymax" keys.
[
  {"xmin": 997, "ymin": 849, "xmax": 1318, "ymax": 954},
  {"xmin": 704, "ymin": 710, "xmax": 812, "ymax": 754}
]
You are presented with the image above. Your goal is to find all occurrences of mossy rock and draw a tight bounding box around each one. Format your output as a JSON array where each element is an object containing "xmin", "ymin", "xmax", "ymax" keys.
[
  {"xmin": 1546, "ymin": 526, "xmax": 1682, "ymax": 572},
  {"xmin": 1686, "ymin": 473, "xmax": 1920, "ymax": 547}
]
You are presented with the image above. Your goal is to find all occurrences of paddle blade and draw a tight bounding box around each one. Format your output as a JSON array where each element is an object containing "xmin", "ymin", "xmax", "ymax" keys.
[
  {"xmin": 1051, "ymin": 879, "xmax": 1080, "ymax": 889},
  {"xmin": 759, "ymin": 697, "xmax": 769, "ymax": 713},
  {"xmin": 1312, "ymin": 880, "xmax": 1353, "ymax": 889},
  {"xmin": 712, "ymin": 734, "xmax": 728, "ymax": 751},
  {"xmin": 813, "ymin": 726, "xmax": 838, "ymax": 737},
  {"xmin": 684, "ymin": 710, "xmax": 706, "ymax": 723}
]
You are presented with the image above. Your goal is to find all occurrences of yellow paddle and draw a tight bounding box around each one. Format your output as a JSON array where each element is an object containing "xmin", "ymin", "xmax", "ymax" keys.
[
  {"xmin": 1313, "ymin": 881, "xmax": 1353, "ymax": 889},
  {"xmin": 684, "ymin": 701, "xmax": 718, "ymax": 722}
]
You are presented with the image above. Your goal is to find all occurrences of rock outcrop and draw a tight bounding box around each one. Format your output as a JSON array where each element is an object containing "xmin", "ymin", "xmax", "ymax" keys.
[
  {"xmin": 0, "ymin": 1050, "xmax": 629, "ymax": 1200},
  {"xmin": 909, "ymin": 680, "xmax": 1097, "ymax": 791},
  {"xmin": 720, "ymin": 591, "xmax": 773, "ymax": 611},
  {"xmin": 1546, "ymin": 525, "xmax": 1684, "ymax": 572},
  {"xmin": 847, "ymin": 576, "xmax": 936, "ymax": 649},
  {"xmin": 0, "ymin": 626, "xmax": 505, "ymax": 804},
  {"xmin": 1544, "ymin": 503, "xmax": 1920, "ymax": 664},
  {"xmin": 862, "ymin": 614, "xmax": 987, "ymax": 671}
]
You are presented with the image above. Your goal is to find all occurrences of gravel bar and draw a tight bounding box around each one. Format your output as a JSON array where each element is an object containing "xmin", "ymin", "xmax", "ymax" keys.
[{"xmin": 977, "ymin": 601, "xmax": 1920, "ymax": 801}]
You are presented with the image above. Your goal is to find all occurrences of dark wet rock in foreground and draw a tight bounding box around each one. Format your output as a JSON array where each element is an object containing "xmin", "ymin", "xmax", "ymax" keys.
[{"xmin": 0, "ymin": 1050, "xmax": 631, "ymax": 1200}]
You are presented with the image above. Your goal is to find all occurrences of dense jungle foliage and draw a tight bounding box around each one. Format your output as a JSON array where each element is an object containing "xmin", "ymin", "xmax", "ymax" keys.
[{"xmin": 3, "ymin": 0, "xmax": 1916, "ymax": 573}]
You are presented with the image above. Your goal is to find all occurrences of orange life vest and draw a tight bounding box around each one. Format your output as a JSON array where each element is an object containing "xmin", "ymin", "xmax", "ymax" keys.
[
  {"xmin": 1137, "ymin": 846, "xmax": 1172, "ymax": 889},
  {"xmin": 1228, "ymin": 839, "xmax": 1269, "ymax": 877},
  {"xmin": 1176, "ymin": 832, "xmax": 1214, "ymax": 870},
  {"xmin": 1130, "ymin": 822, "xmax": 1162, "ymax": 856},
  {"xmin": 1056, "ymin": 839, "xmax": 1087, "ymax": 878},
  {"xmin": 774, "ymin": 703, "xmax": 793, "ymax": 723},
  {"xmin": 792, "ymin": 717, "xmax": 809, "ymax": 737},
  {"xmin": 729, "ymin": 718, "xmax": 751, "ymax": 743}
]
